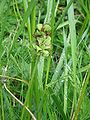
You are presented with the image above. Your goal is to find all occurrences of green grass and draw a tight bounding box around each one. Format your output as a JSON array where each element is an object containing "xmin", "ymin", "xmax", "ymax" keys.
[
  {"xmin": 0, "ymin": 0, "xmax": 90, "ymax": 120},
  {"xmin": 67, "ymin": 0, "xmax": 77, "ymax": 112}
]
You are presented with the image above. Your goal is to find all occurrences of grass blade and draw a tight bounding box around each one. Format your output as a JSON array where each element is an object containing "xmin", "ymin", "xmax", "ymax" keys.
[
  {"xmin": 67, "ymin": 0, "xmax": 77, "ymax": 110},
  {"xmin": 72, "ymin": 71, "xmax": 90, "ymax": 120}
]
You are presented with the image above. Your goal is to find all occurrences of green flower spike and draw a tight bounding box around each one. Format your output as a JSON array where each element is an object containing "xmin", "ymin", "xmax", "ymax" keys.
[{"xmin": 33, "ymin": 23, "xmax": 51, "ymax": 57}]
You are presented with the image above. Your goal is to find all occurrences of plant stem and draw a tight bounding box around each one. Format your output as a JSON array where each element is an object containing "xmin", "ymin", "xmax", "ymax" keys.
[
  {"xmin": 45, "ymin": 56, "xmax": 51, "ymax": 89},
  {"xmin": 1, "ymin": 87, "xmax": 4, "ymax": 120},
  {"xmin": 63, "ymin": 28, "xmax": 68, "ymax": 115},
  {"xmin": 15, "ymin": 0, "xmax": 22, "ymax": 21},
  {"xmin": 31, "ymin": 6, "xmax": 36, "ymax": 35},
  {"xmin": 22, "ymin": 0, "xmax": 32, "ymax": 41}
]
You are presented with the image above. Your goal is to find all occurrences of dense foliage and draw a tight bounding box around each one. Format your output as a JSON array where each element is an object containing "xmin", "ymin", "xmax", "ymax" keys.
[{"xmin": 0, "ymin": 0, "xmax": 90, "ymax": 120}]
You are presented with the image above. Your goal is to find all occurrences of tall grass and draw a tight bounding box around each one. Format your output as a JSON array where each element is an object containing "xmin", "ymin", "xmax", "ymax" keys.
[
  {"xmin": 22, "ymin": 0, "xmax": 32, "ymax": 41},
  {"xmin": 67, "ymin": 0, "xmax": 77, "ymax": 112},
  {"xmin": 0, "ymin": 0, "xmax": 90, "ymax": 120}
]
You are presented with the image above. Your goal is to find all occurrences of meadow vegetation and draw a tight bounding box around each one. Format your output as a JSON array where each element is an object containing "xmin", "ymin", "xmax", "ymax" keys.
[{"xmin": 0, "ymin": 0, "xmax": 90, "ymax": 120}]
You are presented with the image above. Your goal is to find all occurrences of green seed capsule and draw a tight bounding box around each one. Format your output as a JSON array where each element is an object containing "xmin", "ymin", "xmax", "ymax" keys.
[
  {"xmin": 37, "ymin": 24, "xmax": 43, "ymax": 31},
  {"xmin": 43, "ymin": 24, "xmax": 51, "ymax": 32}
]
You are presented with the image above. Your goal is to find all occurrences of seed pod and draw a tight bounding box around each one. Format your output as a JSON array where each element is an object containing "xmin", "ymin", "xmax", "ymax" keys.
[
  {"xmin": 43, "ymin": 24, "xmax": 51, "ymax": 32},
  {"xmin": 37, "ymin": 24, "xmax": 43, "ymax": 31}
]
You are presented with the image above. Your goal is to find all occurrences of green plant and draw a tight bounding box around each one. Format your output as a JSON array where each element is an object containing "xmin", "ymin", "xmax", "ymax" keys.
[{"xmin": 0, "ymin": 0, "xmax": 90, "ymax": 120}]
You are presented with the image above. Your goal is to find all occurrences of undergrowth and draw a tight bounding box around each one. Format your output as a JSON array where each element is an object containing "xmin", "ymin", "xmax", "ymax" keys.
[{"xmin": 0, "ymin": 0, "xmax": 90, "ymax": 120}]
